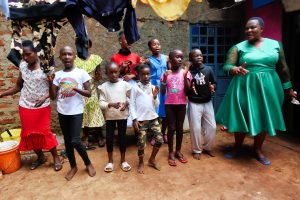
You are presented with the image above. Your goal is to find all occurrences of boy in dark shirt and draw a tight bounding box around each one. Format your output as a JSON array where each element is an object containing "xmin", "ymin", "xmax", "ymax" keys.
[{"xmin": 186, "ymin": 49, "xmax": 217, "ymax": 160}]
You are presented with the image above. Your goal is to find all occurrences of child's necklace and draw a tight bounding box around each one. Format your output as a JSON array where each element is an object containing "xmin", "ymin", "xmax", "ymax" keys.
[{"xmin": 138, "ymin": 82, "xmax": 152, "ymax": 95}]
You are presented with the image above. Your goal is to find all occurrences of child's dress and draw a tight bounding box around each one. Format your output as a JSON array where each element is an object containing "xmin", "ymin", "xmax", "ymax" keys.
[
  {"xmin": 83, "ymin": 79, "xmax": 105, "ymax": 128},
  {"xmin": 74, "ymin": 54, "xmax": 105, "ymax": 128}
]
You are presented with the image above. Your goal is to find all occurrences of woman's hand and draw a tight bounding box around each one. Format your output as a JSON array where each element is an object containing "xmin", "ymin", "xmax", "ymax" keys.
[
  {"xmin": 230, "ymin": 62, "xmax": 249, "ymax": 76},
  {"xmin": 286, "ymin": 89, "xmax": 297, "ymax": 99},
  {"xmin": 34, "ymin": 95, "xmax": 48, "ymax": 107}
]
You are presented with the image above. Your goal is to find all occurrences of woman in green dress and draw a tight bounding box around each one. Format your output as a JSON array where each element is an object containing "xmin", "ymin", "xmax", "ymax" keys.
[{"xmin": 216, "ymin": 17, "xmax": 297, "ymax": 165}]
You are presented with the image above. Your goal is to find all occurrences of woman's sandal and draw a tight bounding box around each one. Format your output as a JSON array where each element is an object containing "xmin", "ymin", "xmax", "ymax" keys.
[
  {"xmin": 54, "ymin": 159, "xmax": 64, "ymax": 171},
  {"xmin": 30, "ymin": 158, "xmax": 46, "ymax": 170},
  {"xmin": 120, "ymin": 162, "xmax": 131, "ymax": 172},
  {"xmin": 104, "ymin": 163, "xmax": 114, "ymax": 172}
]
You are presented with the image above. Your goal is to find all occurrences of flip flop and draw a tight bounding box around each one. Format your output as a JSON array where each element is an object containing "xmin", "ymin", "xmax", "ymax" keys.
[
  {"xmin": 256, "ymin": 156, "xmax": 271, "ymax": 165},
  {"xmin": 224, "ymin": 152, "xmax": 235, "ymax": 159},
  {"xmin": 30, "ymin": 158, "xmax": 46, "ymax": 170},
  {"xmin": 120, "ymin": 162, "xmax": 131, "ymax": 172},
  {"xmin": 168, "ymin": 159, "xmax": 177, "ymax": 166},
  {"xmin": 104, "ymin": 163, "xmax": 114, "ymax": 172},
  {"xmin": 175, "ymin": 154, "xmax": 188, "ymax": 163},
  {"xmin": 220, "ymin": 126, "xmax": 228, "ymax": 131}
]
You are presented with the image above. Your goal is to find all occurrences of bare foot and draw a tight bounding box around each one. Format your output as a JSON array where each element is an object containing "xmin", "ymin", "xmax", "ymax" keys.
[
  {"xmin": 148, "ymin": 159, "xmax": 161, "ymax": 171},
  {"xmin": 65, "ymin": 167, "xmax": 78, "ymax": 181},
  {"xmin": 86, "ymin": 164, "xmax": 96, "ymax": 177},
  {"xmin": 192, "ymin": 153, "xmax": 201, "ymax": 160},
  {"xmin": 138, "ymin": 161, "xmax": 144, "ymax": 174}
]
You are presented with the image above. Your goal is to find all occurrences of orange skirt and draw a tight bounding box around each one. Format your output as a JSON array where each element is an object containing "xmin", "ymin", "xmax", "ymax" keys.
[{"xmin": 19, "ymin": 106, "xmax": 57, "ymax": 151}]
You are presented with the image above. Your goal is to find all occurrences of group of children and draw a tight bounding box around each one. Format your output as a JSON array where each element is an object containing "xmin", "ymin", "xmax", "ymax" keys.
[
  {"xmin": 0, "ymin": 33, "xmax": 217, "ymax": 181},
  {"xmin": 92, "ymin": 33, "xmax": 217, "ymax": 174}
]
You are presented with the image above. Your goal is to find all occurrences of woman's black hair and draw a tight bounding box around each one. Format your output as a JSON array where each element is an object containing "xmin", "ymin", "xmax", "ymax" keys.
[
  {"xmin": 248, "ymin": 17, "xmax": 265, "ymax": 28},
  {"xmin": 22, "ymin": 40, "xmax": 37, "ymax": 52},
  {"xmin": 135, "ymin": 63, "xmax": 150, "ymax": 75}
]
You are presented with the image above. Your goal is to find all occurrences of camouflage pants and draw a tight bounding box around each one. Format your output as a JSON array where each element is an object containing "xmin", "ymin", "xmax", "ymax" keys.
[
  {"xmin": 137, "ymin": 119, "xmax": 163, "ymax": 156},
  {"xmin": 9, "ymin": 18, "xmax": 68, "ymax": 72}
]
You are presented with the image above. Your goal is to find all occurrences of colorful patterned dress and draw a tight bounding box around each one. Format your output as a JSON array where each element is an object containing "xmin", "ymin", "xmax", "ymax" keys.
[
  {"xmin": 216, "ymin": 38, "xmax": 292, "ymax": 136},
  {"xmin": 74, "ymin": 54, "xmax": 105, "ymax": 127}
]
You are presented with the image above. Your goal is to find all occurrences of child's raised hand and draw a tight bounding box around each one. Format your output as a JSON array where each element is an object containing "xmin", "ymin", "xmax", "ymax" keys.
[
  {"xmin": 209, "ymin": 82, "xmax": 215, "ymax": 93},
  {"xmin": 133, "ymin": 119, "xmax": 140, "ymax": 132},
  {"xmin": 119, "ymin": 102, "xmax": 129, "ymax": 111},
  {"xmin": 140, "ymin": 57, "xmax": 149, "ymax": 64},
  {"xmin": 183, "ymin": 61, "xmax": 191, "ymax": 78},
  {"xmin": 152, "ymin": 85, "xmax": 159, "ymax": 99}
]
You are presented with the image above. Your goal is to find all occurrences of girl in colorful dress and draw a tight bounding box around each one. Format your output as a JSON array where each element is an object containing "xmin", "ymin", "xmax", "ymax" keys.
[{"xmin": 0, "ymin": 40, "xmax": 62, "ymax": 171}]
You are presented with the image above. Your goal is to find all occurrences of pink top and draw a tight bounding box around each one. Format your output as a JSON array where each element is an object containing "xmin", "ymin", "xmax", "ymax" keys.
[{"xmin": 161, "ymin": 69, "xmax": 191, "ymax": 105}]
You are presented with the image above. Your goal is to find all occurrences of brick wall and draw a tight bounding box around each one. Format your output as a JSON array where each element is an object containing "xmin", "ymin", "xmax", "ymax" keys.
[{"xmin": 0, "ymin": 16, "xmax": 21, "ymax": 133}]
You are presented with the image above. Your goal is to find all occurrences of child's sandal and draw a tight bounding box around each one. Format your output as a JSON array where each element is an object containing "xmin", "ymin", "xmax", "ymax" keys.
[{"xmin": 104, "ymin": 163, "xmax": 114, "ymax": 172}]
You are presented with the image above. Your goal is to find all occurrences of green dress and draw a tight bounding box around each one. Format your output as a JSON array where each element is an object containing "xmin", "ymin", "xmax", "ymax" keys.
[
  {"xmin": 215, "ymin": 38, "xmax": 292, "ymax": 136},
  {"xmin": 74, "ymin": 54, "xmax": 105, "ymax": 128}
]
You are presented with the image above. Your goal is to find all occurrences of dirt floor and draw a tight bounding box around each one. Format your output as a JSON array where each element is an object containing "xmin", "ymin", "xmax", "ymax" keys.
[{"xmin": 1, "ymin": 129, "xmax": 300, "ymax": 200}]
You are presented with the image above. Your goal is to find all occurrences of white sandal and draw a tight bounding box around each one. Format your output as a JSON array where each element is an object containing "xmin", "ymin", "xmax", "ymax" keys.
[
  {"xmin": 120, "ymin": 161, "xmax": 131, "ymax": 172},
  {"xmin": 104, "ymin": 163, "xmax": 114, "ymax": 172}
]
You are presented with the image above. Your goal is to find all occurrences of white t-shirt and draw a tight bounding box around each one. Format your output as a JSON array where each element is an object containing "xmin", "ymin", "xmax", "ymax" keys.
[{"xmin": 53, "ymin": 67, "xmax": 91, "ymax": 115}]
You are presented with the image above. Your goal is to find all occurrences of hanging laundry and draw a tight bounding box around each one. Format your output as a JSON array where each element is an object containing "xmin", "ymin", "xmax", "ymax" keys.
[
  {"xmin": 7, "ymin": 0, "xmax": 67, "ymax": 72},
  {"xmin": 134, "ymin": 0, "xmax": 191, "ymax": 21},
  {"xmin": 0, "ymin": 0, "xmax": 10, "ymax": 19},
  {"xmin": 65, "ymin": 0, "xmax": 140, "ymax": 60}
]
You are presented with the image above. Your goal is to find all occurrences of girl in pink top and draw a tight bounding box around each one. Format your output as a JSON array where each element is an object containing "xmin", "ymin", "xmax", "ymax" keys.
[{"xmin": 161, "ymin": 49, "xmax": 191, "ymax": 167}]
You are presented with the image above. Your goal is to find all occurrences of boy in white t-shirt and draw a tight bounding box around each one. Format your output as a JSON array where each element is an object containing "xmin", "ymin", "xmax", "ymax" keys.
[{"xmin": 48, "ymin": 46, "xmax": 96, "ymax": 181}]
